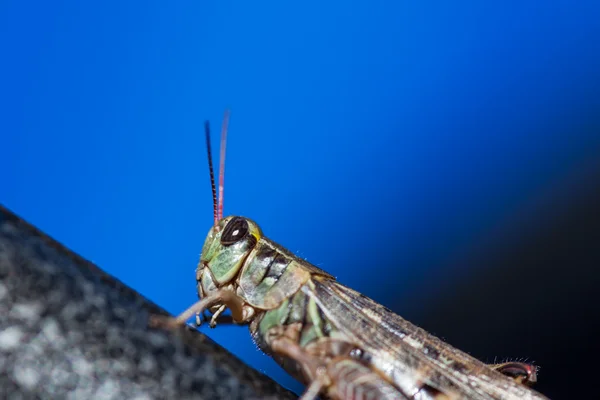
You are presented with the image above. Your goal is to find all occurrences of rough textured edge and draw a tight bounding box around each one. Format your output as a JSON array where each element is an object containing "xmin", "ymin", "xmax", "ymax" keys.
[{"xmin": 0, "ymin": 204, "xmax": 296, "ymax": 400}]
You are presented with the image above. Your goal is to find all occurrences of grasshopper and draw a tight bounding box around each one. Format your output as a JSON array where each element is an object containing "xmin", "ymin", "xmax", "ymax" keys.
[{"xmin": 157, "ymin": 111, "xmax": 548, "ymax": 399}]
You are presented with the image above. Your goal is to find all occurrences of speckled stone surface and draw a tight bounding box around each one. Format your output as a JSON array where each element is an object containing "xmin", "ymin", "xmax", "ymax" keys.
[{"xmin": 0, "ymin": 205, "xmax": 296, "ymax": 400}]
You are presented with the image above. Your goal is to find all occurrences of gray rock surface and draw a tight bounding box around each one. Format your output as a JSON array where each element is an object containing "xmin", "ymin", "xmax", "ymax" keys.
[{"xmin": 0, "ymin": 205, "xmax": 296, "ymax": 400}]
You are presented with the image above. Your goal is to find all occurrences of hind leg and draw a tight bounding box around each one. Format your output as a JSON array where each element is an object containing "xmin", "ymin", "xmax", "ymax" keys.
[{"xmin": 267, "ymin": 333, "xmax": 407, "ymax": 400}]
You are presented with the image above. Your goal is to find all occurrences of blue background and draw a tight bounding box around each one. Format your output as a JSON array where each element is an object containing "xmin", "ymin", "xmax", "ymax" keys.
[{"xmin": 2, "ymin": 2, "xmax": 600, "ymax": 398}]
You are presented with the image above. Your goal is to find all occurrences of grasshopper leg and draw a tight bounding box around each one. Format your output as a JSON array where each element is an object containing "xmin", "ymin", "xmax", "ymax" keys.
[
  {"xmin": 269, "ymin": 336, "xmax": 329, "ymax": 400},
  {"xmin": 150, "ymin": 289, "xmax": 246, "ymax": 329},
  {"xmin": 298, "ymin": 378, "xmax": 326, "ymax": 400},
  {"xmin": 175, "ymin": 288, "xmax": 245, "ymax": 324},
  {"xmin": 488, "ymin": 362, "xmax": 538, "ymax": 386},
  {"xmin": 208, "ymin": 304, "xmax": 227, "ymax": 328},
  {"xmin": 326, "ymin": 356, "xmax": 408, "ymax": 400},
  {"xmin": 269, "ymin": 335, "xmax": 406, "ymax": 400}
]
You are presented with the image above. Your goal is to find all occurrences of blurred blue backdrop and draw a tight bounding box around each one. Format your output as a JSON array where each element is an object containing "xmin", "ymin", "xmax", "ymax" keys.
[{"xmin": 2, "ymin": 1, "xmax": 600, "ymax": 398}]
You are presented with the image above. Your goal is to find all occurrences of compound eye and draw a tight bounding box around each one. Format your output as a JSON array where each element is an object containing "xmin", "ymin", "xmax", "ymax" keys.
[{"xmin": 220, "ymin": 217, "xmax": 249, "ymax": 246}]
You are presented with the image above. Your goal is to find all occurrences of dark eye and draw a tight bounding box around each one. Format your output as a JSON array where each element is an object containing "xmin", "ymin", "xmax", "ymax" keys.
[{"xmin": 221, "ymin": 217, "xmax": 249, "ymax": 246}]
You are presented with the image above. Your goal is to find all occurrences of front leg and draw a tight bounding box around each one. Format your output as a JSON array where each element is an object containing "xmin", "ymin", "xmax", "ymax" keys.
[
  {"xmin": 208, "ymin": 304, "xmax": 227, "ymax": 328},
  {"xmin": 150, "ymin": 288, "xmax": 247, "ymax": 329}
]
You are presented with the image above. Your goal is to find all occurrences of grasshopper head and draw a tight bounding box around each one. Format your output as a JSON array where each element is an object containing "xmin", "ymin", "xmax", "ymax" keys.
[
  {"xmin": 196, "ymin": 216, "xmax": 262, "ymax": 300},
  {"xmin": 197, "ymin": 113, "xmax": 262, "ymax": 313}
]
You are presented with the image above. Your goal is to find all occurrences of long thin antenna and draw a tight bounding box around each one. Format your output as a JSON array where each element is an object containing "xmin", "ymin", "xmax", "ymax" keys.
[
  {"xmin": 204, "ymin": 121, "xmax": 218, "ymax": 226},
  {"xmin": 217, "ymin": 109, "xmax": 230, "ymax": 221}
]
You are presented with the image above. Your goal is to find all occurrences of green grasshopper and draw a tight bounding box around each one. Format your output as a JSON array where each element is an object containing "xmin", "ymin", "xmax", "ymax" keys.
[{"xmin": 160, "ymin": 112, "xmax": 548, "ymax": 399}]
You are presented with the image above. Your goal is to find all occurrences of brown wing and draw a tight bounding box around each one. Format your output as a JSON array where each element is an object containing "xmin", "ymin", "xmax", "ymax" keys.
[{"xmin": 304, "ymin": 277, "xmax": 548, "ymax": 400}]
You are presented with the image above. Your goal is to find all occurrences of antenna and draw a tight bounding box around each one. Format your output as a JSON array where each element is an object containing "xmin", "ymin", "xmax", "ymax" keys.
[
  {"xmin": 217, "ymin": 109, "xmax": 230, "ymax": 221},
  {"xmin": 204, "ymin": 121, "xmax": 218, "ymax": 226}
]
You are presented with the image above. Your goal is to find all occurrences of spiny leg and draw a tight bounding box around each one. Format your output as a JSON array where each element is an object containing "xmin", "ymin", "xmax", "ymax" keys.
[{"xmin": 488, "ymin": 362, "xmax": 538, "ymax": 386}]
